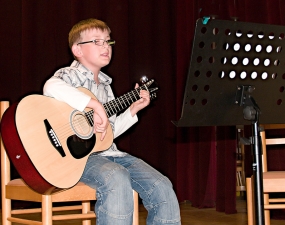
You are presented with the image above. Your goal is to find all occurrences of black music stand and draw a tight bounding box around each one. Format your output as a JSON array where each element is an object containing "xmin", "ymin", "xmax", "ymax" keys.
[{"xmin": 174, "ymin": 18, "xmax": 285, "ymax": 225}]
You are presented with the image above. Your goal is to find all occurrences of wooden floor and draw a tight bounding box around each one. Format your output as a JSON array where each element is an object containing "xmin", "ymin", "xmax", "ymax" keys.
[{"xmin": 2, "ymin": 199, "xmax": 285, "ymax": 224}]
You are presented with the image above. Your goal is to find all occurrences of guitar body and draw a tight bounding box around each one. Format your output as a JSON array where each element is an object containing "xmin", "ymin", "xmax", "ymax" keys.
[{"xmin": 1, "ymin": 87, "xmax": 113, "ymax": 194}]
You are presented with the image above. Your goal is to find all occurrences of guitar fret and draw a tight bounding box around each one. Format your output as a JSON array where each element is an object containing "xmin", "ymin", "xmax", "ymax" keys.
[
  {"xmin": 142, "ymin": 84, "xmax": 148, "ymax": 92},
  {"xmin": 105, "ymin": 102, "xmax": 112, "ymax": 115},
  {"xmin": 134, "ymin": 88, "xmax": 140, "ymax": 100},
  {"xmin": 117, "ymin": 97, "xmax": 124, "ymax": 109},
  {"xmin": 110, "ymin": 100, "xmax": 117, "ymax": 115},
  {"xmin": 103, "ymin": 105, "xmax": 108, "ymax": 117},
  {"xmin": 117, "ymin": 97, "xmax": 123, "ymax": 107},
  {"xmin": 107, "ymin": 103, "xmax": 113, "ymax": 117},
  {"xmin": 85, "ymin": 111, "xmax": 94, "ymax": 126},
  {"xmin": 108, "ymin": 102, "xmax": 115, "ymax": 116},
  {"xmin": 113, "ymin": 100, "xmax": 120, "ymax": 113},
  {"xmin": 107, "ymin": 101, "xmax": 115, "ymax": 116},
  {"xmin": 121, "ymin": 95, "xmax": 127, "ymax": 106},
  {"xmin": 132, "ymin": 89, "xmax": 140, "ymax": 102},
  {"xmin": 107, "ymin": 110, "xmax": 111, "ymax": 117},
  {"xmin": 113, "ymin": 99, "xmax": 121, "ymax": 112},
  {"xmin": 125, "ymin": 93, "xmax": 131, "ymax": 105}
]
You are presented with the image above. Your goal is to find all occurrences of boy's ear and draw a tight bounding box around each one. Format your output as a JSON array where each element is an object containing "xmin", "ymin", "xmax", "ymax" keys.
[{"xmin": 71, "ymin": 44, "xmax": 83, "ymax": 58}]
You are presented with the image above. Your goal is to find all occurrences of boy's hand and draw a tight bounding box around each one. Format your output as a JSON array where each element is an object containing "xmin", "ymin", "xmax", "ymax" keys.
[
  {"xmin": 87, "ymin": 98, "xmax": 109, "ymax": 140},
  {"xmin": 93, "ymin": 112, "xmax": 109, "ymax": 140},
  {"xmin": 130, "ymin": 83, "xmax": 150, "ymax": 116}
]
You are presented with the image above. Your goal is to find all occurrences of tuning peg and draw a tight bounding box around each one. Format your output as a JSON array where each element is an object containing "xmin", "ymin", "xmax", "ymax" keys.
[{"xmin": 140, "ymin": 76, "xmax": 148, "ymax": 84}]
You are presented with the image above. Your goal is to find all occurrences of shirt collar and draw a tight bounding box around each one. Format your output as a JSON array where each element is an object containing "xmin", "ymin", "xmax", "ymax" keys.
[{"xmin": 70, "ymin": 60, "xmax": 112, "ymax": 85}]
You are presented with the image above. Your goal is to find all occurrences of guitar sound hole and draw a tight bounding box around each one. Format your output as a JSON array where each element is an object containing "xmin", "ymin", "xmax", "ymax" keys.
[{"xmin": 67, "ymin": 134, "xmax": 96, "ymax": 159}]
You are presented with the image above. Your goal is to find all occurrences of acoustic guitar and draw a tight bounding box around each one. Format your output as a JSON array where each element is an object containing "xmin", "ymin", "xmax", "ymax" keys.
[{"xmin": 0, "ymin": 79, "xmax": 157, "ymax": 194}]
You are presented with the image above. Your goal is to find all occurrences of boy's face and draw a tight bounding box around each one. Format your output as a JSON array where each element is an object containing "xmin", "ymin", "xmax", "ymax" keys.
[{"xmin": 74, "ymin": 28, "xmax": 112, "ymax": 72}]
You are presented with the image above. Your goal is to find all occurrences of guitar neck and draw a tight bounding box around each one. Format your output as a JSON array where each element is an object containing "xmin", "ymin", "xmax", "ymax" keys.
[
  {"xmin": 86, "ymin": 81, "xmax": 154, "ymax": 122},
  {"xmin": 103, "ymin": 88, "xmax": 142, "ymax": 117}
]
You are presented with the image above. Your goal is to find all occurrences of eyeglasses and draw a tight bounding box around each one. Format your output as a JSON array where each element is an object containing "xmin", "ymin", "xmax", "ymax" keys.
[{"xmin": 77, "ymin": 39, "xmax": 115, "ymax": 47}]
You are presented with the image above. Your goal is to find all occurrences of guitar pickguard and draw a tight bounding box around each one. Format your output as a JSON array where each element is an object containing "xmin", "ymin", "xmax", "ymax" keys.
[{"xmin": 67, "ymin": 134, "xmax": 96, "ymax": 159}]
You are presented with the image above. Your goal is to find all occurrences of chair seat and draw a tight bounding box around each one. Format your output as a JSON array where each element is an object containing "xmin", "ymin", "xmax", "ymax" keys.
[
  {"xmin": 263, "ymin": 171, "xmax": 285, "ymax": 192},
  {"xmin": 6, "ymin": 179, "xmax": 96, "ymax": 202}
]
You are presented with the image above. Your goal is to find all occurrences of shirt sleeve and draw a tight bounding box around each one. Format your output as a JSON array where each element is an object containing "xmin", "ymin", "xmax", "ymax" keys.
[
  {"xmin": 113, "ymin": 107, "xmax": 138, "ymax": 138},
  {"xmin": 43, "ymin": 76, "xmax": 91, "ymax": 112}
]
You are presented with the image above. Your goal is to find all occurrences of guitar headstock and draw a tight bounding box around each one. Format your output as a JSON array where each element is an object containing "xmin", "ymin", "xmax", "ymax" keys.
[{"xmin": 139, "ymin": 77, "xmax": 158, "ymax": 101}]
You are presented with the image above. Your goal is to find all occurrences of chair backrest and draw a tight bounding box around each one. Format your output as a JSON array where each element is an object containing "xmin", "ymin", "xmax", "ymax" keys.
[
  {"xmin": 0, "ymin": 101, "xmax": 12, "ymax": 218},
  {"xmin": 260, "ymin": 124, "xmax": 285, "ymax": 172},
  {"xmin": 1, "ymin": 101, "xmax": 11, "ymax": 183}
]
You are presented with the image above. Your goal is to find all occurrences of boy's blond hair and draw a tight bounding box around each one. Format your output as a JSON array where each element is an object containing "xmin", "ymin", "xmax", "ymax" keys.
[{"xmin": 68, "ymin": 18, "xmax": 111, "ymax": 48}]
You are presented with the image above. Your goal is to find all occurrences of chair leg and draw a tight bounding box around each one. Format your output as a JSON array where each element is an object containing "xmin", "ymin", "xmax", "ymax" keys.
[
  {"xmin": 246, "ymin": 177, "xmax": 254, "ymax": 225},
  {"xmin": 1, "ymin": 125, "xmax": 12, "ymax": 225},
  {"xmin": 133, "ymin": 191, "xmax": 139, "ymax": 225},
  {"xmin": 42, "ymin": 195, "xmax": 52, "ymax": 225},
  {"xmin": 82, "ymin": 201, "xmax": 91, "ymax": 225},
  {"xmin": 1, "ymin": 198, "xmax": 11, "ymax": 225},
  {"xmin": 264, "ymin": 193, "xmax": 270, "ymax": 225}
]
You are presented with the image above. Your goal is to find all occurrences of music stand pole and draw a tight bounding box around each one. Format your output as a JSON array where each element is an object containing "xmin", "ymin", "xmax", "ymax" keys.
[
  {"xmin": 252, "ymin": 119, "xmax": 264, "ymax": 225},
  {"xmin": 239, "ymin": 86, "xmax": 264, "ymax": 225}
]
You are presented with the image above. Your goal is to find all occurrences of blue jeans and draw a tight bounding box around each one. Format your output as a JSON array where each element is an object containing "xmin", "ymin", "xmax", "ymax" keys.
[{"xmin": 80, "ymin": 153, "xmax": 181, "ymax": 225}]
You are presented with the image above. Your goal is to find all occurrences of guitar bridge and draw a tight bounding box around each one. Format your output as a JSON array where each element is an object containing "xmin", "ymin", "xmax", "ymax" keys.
[{"xmin": 44, "ymin": 119, "xmax": 66, "ymax": 157}]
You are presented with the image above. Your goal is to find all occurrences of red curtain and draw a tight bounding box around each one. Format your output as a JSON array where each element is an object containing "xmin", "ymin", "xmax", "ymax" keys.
[
  {"xmin": 1, "ymin": 0, "xmax": 285, "ymax": 215},
  {"xmin": 175, "ymin": 0, "xmax": 237, "ymax": 213}
]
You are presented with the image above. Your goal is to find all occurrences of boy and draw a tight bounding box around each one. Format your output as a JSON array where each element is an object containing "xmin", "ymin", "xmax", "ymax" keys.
[{"xmin": 43, "ymin": 18, "xmax": 181, "ymax": 225}]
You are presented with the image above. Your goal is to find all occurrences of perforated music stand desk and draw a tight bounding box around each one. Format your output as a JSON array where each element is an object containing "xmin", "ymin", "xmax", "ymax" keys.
[{"xmin": 174, "ymin": 18, "xmax": 285, "ymax": 225}]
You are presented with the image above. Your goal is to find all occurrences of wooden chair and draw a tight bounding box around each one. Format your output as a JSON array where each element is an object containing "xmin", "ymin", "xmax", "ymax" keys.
[
  {"xmin": 0, "ymin": 101, "xmax": 139, "ymax": 225},
  {"xmin": 246, "ymin": 124, "xmax": 285, "ymax": 225}
]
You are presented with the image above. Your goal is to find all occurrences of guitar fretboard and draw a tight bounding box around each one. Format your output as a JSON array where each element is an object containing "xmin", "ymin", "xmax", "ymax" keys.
[
  {"xmin": 104, "ymin": 87, "xmax": 143, "ymax": 117},
  {"xmin": 85, "ymin": 80, "xmax": 154, "ymax": 124}
]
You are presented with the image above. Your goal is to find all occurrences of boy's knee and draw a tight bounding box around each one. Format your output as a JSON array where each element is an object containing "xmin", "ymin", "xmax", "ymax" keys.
[
  {"xmin": 106, "ymin": 165, "xmax": 132, "ymax": 188},
  {"xmin": 156, "ymin": 177, "xmax": 175, "ymax": 197},
  {"xmin": 97, "ymin": 165, "xmax": 133, "ymax": 196},
  {"xmin": 96, "ymin": 167, "xmax": 134, "ymax": 220}
]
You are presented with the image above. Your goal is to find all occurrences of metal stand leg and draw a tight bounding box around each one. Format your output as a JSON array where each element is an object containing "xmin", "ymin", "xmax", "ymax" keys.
[{"xmin": 251, "ymin": 121, "xmax": 264, "ymax": 225}]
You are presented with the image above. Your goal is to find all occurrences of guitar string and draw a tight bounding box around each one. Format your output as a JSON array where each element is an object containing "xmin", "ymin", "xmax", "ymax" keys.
[{"xmin": 105, "ymin": 89, "xmax": 140, "ymax": 116}]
